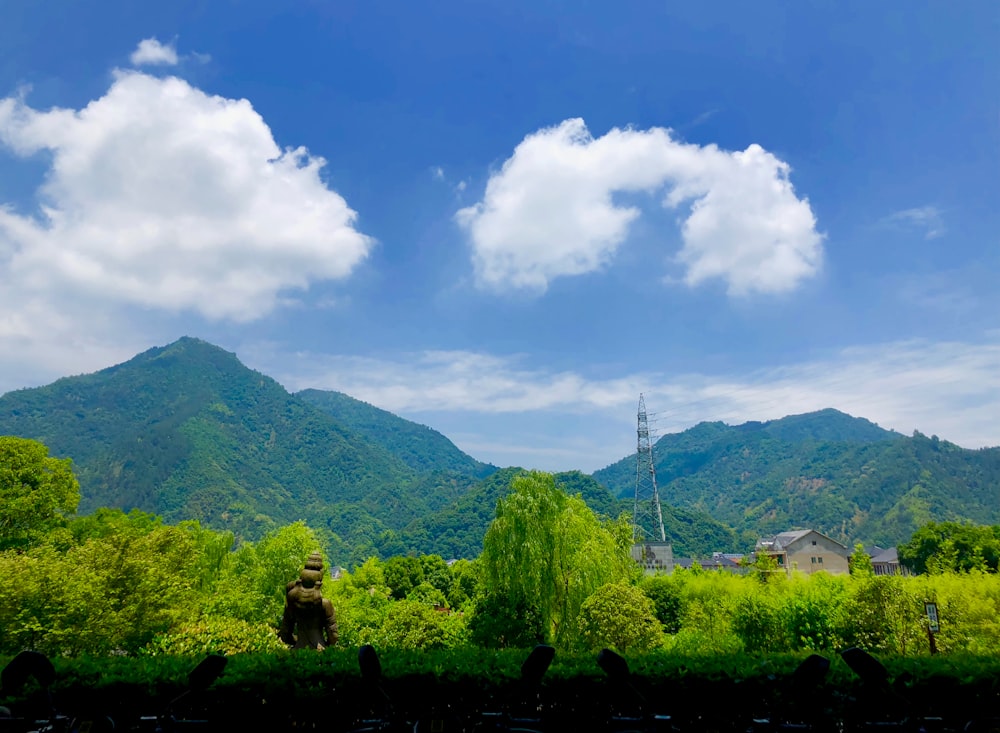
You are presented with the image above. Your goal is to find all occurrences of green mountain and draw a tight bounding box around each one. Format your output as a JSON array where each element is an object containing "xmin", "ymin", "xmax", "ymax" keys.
[
  {"xmin": 592, "ymin": 410, "xmax": 1000, "ymax": 547},
  {"xmin": 7, "ymin": 338, "xmax": 998, "ymax": 561},
  {"xmin": 394, "ymin": 468, "xmax": 626, "ymax": 560},
  {"xmin": 395, "ymin": 467, "xmax": 740, "ymax": 559},
  {"xmin": 297, "ymin": 388, "xmax": 495, "ymax": 478},
  {"xmin": 0, "ymin": 338, "xmax": 485, "ymax": 548}
]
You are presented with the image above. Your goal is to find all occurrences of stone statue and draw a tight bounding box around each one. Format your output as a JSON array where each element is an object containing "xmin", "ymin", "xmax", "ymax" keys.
[{"xmin": 279, "ymin": 552, "xmax": 338, "ymax": 650}]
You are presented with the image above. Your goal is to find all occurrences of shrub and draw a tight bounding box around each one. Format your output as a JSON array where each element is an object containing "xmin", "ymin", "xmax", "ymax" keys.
[
  {"xmin": 144, "ymin": 617, "xmax": 288, "ymax": 656},
  {"xmin": 579, "ymin": 582, "xmax": 663, "ymax": 654}
]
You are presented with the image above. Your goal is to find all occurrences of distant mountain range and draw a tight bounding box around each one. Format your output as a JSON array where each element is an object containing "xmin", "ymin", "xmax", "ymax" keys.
[
  {"xmin": 2, "ymin": 337, "xmax": 999, "ymax": 562},
  {"xmin": 594, "ymin": 410, "xmax": 1000, "ymax": 547}
]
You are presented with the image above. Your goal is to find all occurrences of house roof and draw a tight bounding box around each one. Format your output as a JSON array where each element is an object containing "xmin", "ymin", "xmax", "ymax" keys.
[
  {"xmin": 707, "ymin": 554, "xmax": 744, "ymax": 568},
  {"xmin": 757, "ymin": 528, "xmax": 849, "ymax": 552},
  {"xmin": 871, "ymin": 547, "xmax": 899, "ymax": 564},
  {"xmin": 774, "ymin": 529, "xmax": 815, "ymax": 547}
]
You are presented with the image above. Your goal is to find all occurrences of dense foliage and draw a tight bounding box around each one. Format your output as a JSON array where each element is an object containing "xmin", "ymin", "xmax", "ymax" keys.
[
  {"xmin": 594, "ymin": 411, "xmax": 1000, "ymax": 548},
  {"xmin": 898, "ymin": 521, "xmax": 1000, "ymax": 574},
  {"xmin": 296, "ymin": 388, "xmax": 495, "ymax": 478},
  {"xmin": 6, "ymin": 433, "xmax": 1000, "ymax": 675},
  {"xmin": 478, "ymin": 471, "xmax": 636, "ymax": 646},
  {"xmin": 8, "ymin": 338, "xmax": 1000, "ymax": 564},
  {"xmin": 0, "ymin": 338, "xmax": 505, "ymax": 564},
  {"xmin": 0, "ymin": 436, "xmax": 79, "ymax": 551}
]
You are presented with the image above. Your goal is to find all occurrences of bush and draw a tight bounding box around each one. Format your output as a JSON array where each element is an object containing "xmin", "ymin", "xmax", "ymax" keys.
[
  {"xmin": 144, "ymin": 617, "xmax": 288, "ymax": 656},
  {"xmin": 468, "ymin": 593, "xmax": 544, "ymax": 649},
  {"xmin": 731, "ymin": 594, "xmax": 788, "ymax": 653},
  {"xmin": 640, "ymin": 575, "xmax": 684, "ymax": 634},
  {"xmin": 378, "ymin": 600, "xmax": 468, "ymax": 650},
  {"xmin": 579, "ymin": 583, "xmax": 663, "ymax": 654}
]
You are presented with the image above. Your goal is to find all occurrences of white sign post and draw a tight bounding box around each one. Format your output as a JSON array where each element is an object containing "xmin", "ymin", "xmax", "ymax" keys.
[{"xmin": 925, "ymin": 601, "xmax": 940, "ymax": 654}]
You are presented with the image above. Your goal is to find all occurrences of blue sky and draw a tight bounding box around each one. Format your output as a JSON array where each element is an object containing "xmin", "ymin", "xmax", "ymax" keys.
[{"xmin": 1, "ymin": 1, "xmax": 998, "ymax": 472}]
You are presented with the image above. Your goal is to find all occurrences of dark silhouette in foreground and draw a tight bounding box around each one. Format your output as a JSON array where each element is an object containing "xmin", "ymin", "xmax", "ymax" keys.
[{"xmin": 279, "ymin": 552, "xmax": 338, "ymax": 650}]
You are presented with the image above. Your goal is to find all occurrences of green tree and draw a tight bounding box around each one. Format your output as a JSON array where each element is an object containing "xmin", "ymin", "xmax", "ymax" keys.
[
  {"xmin": 69, "ymin": 507, "xmax": 162, "ymax": 543},
  {"xmin": 378, "ymin": 600, "xmax": 463, "ymax": 650},
  {"xmin": 783, "ymin": 573, "xmax": 847, "ymax": 651},
  {"xmin": 205, "ymin": 521, "xmax": 323, "ymax": 624},
  {"xmin": 407, "ymin": 581, "xmax": 447, "ymax": 607},
  {"xmin": 384, "ymin": 556, "xmax": 424, "ymax": 600},
  {"xmin": 748, "ymin": 551, "xmax": 782, "ymax": 583},
  {"xmin": 420, "ymin": 554, "xmax": 453, "ymax": 598},
  {"xmin": 344, "ymin": 556, "xmax": 391, "ymax": 597},
  {"xmin": 849, "ymin": 543, "xmax": 875, "ymax": 577},
  {"xmin": 468, "ymin": 593, "xmax": 544, "ymax": 649},
  {"xmin": 640, "ymin": 575, "xmax": 684, "ymax": 634},
  {"xmin": 479, "ymin": 471, "xmax": 633, "ymax": 646},
  {"xmin": 731, "ymin": 593, "xmax": 788, "ymax": 653},
  {"xmin": 578, "ymin": 582, "xmax": 663, "ymax": 654},
  {"xmin": 899, "ymin": 522, "xmax": 1000, "ymax": 574},
  {"xmin": 0, "ymin": 437, "xmax": 79, "ymax": 551},
  {"xmin": 840, "ymin": 575, "xmax": 922, "ymax": 655},
  {"xmin": 446, "ymin": 558, "xmax": 480, "ymax": 610},
  {"xmin": 0, "ymin": 524, "xmax": 201, "ymax": 655},
  {"xmin": 326, "ymin": 558, "xmax": 391, "ymax": 648}
]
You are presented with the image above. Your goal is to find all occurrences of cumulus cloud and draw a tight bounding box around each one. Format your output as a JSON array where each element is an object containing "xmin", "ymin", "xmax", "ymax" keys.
[
  {"xmin": 130, "ymin": 38, "xmax": 179, "ymax": 66},
  {"xmin": 457, "ymin": 118, "xmax": 823, "ymax": 295},
  {"xmin": 0, "ymin": 71, "xmax": 373, "ymax": 321}
]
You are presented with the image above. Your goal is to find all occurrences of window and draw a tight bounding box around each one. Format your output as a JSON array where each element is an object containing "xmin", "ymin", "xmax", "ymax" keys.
[{"xmin": 818, "ymin": 557, "xmax": 823, "ymax": 564}]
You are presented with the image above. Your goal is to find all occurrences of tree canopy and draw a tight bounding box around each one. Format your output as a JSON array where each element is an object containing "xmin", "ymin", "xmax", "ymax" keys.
[
  {"xmin": 479, "ymin": 470, "xmax": 635, "ymax": 646},
  {"xmin": 898, "ymin": 521, "xmax": 1000, "ymax": 574},
  {"xmin": 0, "ymin": 436, "xmax": 80, "ymax": 551}
]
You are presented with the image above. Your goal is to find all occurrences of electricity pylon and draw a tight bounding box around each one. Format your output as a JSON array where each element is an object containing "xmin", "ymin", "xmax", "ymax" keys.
[{"xmin": 633, "ymin": 393, "xmax": 666, "ymax": 542}]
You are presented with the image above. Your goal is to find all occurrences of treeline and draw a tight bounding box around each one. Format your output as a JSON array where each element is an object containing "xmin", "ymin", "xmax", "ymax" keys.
[{"xmin": 6, "ymin": 436, "xmax": 1000, "ymax": 660}]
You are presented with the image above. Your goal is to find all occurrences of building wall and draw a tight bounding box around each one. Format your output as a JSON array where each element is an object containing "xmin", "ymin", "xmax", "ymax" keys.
[
  {"xmin": 786, "ymin": 532, "xmax": 849, "ymax": 575},
  {"xmin": 631, "ymin": 541, "xmax": 674, "ymax": 575}
]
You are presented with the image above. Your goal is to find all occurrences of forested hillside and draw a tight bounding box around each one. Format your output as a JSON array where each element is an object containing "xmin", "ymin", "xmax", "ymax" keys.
[
  {"xmin": 4, "ymin": 338, "xmax": 999, "ymax": 562},
  {"xmin": 395, "ymin": 467, "xmax": 743, "ymax": 559},
  {"xmin": 593, "ymin": 410, "xmax": 1000, "ymax": 547},
  {"xmin": 297, "ymin": 388, "xmax": 496, "ymax": 478},
  {"xmin": 0, "ymin": 338, "xmax": 487, "ymax": 552}
]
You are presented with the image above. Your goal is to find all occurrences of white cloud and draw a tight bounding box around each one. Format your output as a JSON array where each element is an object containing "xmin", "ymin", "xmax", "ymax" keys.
[
  {"xmin": 0, "ymin": 71, "xmax": 373, "ymax": 322},
  {"xmin": 888, "ymin": 206, "xmax": 945, "ymax": 239},
  {"xmin": 457, "ymin": 118, "xmax": 823, "ymax": 295},
  {"xmin": 130, "ymin": 38, "xmax": 179, "ymax": 67},
  {"xmin": 260, "ymin": 336, "xmax": 1000, "ymax": 471}
]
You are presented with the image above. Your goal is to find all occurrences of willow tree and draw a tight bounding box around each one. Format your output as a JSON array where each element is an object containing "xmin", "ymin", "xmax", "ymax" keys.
[{"xmin": 479, "ymin": 471, "xmax": 635, "ymax": 646}]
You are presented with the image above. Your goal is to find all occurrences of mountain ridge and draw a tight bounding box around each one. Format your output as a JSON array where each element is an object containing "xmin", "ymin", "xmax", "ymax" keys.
[
  {"xmin": 592, "ymin": 410, "xmax": 1000, "ymax": 547},
  {"xmin": 0, "ymin": 337, "xmax": 479, "ymax": 546},
  {"xmin": 4, "ymin": 337, "xmax": 999, "ymax": 558},
  {"xmin": 297, "ymin": 388, "xmax": 496, "ymax": 479}
]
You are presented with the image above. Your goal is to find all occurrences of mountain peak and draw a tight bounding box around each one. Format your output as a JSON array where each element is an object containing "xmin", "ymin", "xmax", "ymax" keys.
[
  {"xmin": 97, "ymin": 337, "xmax": 253, "ymax": 385},
  {"xmin": 758, "ymin": 408, "xmax": 898, "ymax": 444},
  {"xmin": 135, "ymin": 336, "xmax": 238, "ymax": 364}
]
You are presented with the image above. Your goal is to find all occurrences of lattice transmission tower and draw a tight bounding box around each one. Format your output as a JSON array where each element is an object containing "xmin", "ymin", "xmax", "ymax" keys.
[{"xmin": 633, "ymin": 393, "xmax": 666, "ymax": 542}]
